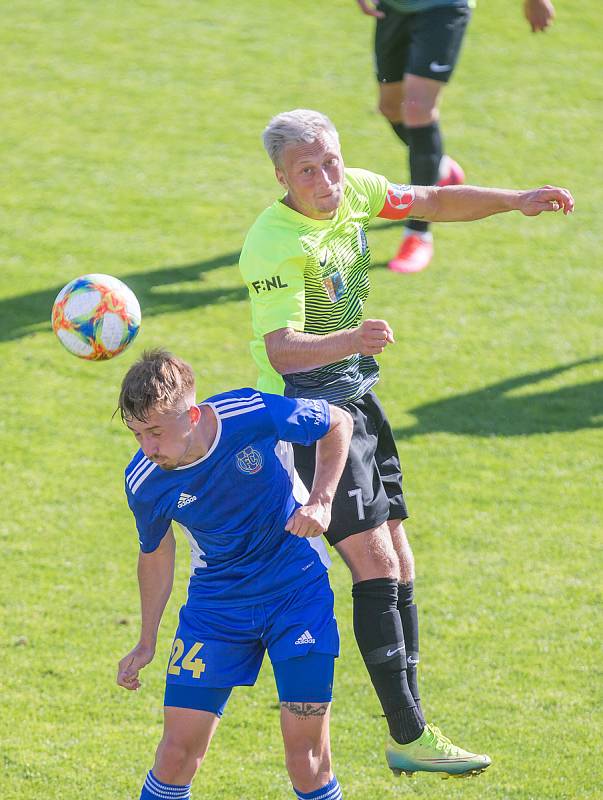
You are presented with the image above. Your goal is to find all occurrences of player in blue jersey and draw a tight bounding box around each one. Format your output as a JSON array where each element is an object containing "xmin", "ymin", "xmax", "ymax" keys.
[{"xmin": 116, "ymin": 349, "xmax": 353, "ymax": 800}]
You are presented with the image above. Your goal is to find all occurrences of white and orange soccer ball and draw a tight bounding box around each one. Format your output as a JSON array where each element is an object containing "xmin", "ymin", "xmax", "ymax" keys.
[{"xmin": 51, "ymin": 274, "xmax": 141, "ymax": 360}]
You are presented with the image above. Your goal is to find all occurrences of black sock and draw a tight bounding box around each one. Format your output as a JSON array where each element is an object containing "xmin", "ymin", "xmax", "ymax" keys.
[
  {"xmin": 352, "ymin": 578, "xmax": 425, "ymax": 744},
  {"xmin": 406, "ymin": 122, "xmax": 443, "ymax": 234},
  {"xmin": 398, "ymin": 581, "xmax": 421, "ymax": 714},
  {"xmin": 390, "ymin": 121, "xmax": 410, "ymax": 146}
]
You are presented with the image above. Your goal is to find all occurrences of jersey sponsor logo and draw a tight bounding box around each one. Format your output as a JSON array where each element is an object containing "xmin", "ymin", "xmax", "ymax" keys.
[
  {"xmin": 323, "ymin": 270, "xmax": 346, "ymax": 303},
  {"xmin": 319, "ymin": 246, "xmax": 329, "ymax": 268},
  {"xmin": 386, "ymin": 183, "xmax": 414, "ymax": 212},
  {"xmin": 294, "ymin": 629, "xmax": 316, "ymax": 645},
  {"xmin": 235, "ymin": 445, "xmax": 264, "ymax": 474},
  {"xmin": 177, "ymin": 492, "xmax": 197, "ymax": 509},
  {"xmin": 429, "ymin": 61, "xmax": 451, "ymax": 73},
  {"xmin": 250, "ymin": 275, "xmax": 289, "ymax": 293}
]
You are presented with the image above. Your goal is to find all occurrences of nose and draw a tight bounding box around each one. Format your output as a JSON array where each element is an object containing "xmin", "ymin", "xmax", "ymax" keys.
[
  {"xmin": 318, "ymin": 168, "xmax": 331, "ymax": 188},
  {"xmin": 141, "ymin": 437, "xmax": 159, "ymax": 457}
]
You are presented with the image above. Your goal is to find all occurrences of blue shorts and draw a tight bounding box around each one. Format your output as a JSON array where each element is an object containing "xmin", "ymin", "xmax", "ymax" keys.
[{"xmin": 164, "ymin": 572, "xmax": 339, "ymax": 713}]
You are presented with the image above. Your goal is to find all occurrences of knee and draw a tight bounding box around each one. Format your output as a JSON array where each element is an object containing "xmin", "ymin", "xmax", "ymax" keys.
[
  {"xmin": 286, "ymin": 743, "xmax": 331, "ymax": 793},
  {"xmin": 378, "ymin": 95, "xmax": 403, "ymax": 123},
  {"xmin": 360, "ymin": 529, "xmax": 400, "ymax": 580},
  {"xmin": 402, "ymin": 98, "xmax": 439, "ymax": 128},
  {"xmin": 154, "ymin": 735, "xmax": 202, "ymax": 783},
  {"xmin": 353, "ymin": 551, "xmax": 399, "ymax": 583},
  {"xmin": 376, "ymin": 550, "xmax": 399, "ymax": 579}
]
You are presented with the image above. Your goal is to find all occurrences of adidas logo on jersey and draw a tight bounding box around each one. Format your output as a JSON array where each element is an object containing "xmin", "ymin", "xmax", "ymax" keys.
[
  {"xmin": 177, "ymin": 492, "xmax": 197, "ymax": 509},
  {"xmin": 294, "ymin": 630, "xmax": 316, "ymax": 645}
]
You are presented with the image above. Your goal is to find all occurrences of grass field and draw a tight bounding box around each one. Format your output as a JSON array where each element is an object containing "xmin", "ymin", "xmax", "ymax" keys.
[{"xmin": 1, "ymin": 1, "xmax": 602, "ymax": 798}]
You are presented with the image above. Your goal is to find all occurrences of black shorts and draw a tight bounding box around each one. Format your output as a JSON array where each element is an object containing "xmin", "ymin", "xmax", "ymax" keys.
[
  {"xmin": 375, "ymin": 3, "xmax": 471, "ymax": 84},
  {"xmin": 293, "ymin": 390, "xmax": 408, "ymax": 546}
]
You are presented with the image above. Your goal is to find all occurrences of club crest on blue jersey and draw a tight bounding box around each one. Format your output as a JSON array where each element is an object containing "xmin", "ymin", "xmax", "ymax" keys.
[{"xmin": 235, "ymin": 445, "xmax": 264, "ymax": 475}]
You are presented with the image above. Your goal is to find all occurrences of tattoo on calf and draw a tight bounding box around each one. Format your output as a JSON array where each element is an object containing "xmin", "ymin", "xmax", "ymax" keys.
[{"xmin": 281, "ymin": 701, "xmax": 329, "ymax": 719}]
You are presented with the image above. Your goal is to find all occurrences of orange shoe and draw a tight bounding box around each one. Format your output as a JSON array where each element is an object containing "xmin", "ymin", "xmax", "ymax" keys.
[
  {"xmin": 388, "ymin": 234, "xmax": 433, "ymax": 273},
  {"xmin": 437, "ymin": 155, "xmax": 465, "ymax": 187}
]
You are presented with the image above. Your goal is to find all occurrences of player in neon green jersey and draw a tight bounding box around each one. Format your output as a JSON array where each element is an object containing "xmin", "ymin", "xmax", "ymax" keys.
[{"xmin": 239, "ymin": 108, "xmax": 573, "ymax": 778}]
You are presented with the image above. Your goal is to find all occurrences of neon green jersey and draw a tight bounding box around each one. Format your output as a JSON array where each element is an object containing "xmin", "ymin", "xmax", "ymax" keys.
[{"xmin": 239, "ymin": 168, "xmax": 390, "ymax": 404}]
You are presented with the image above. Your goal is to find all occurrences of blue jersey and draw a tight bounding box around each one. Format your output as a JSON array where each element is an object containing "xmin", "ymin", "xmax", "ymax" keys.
[{"xmin": 124, "ymin": 390, "xmax": 330, "ymax": 608}]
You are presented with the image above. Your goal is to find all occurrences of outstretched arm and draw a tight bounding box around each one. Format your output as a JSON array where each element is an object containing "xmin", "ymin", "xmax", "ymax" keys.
[
  {"xmin": 407, "ymin": 183, "xmax": 574, "ymax": 223},
  {"xmin": 285, "ymin": 405, "xmax": 354, "ymax": 538},
  {"xmin": 117, "ymin": 527, "xmax": 176, "ymax": 690}
]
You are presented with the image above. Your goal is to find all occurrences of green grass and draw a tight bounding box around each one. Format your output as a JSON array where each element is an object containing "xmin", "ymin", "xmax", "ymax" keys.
[{"xmin": 1, "ymin": 1, "xmax": 601, "ymax": 798}]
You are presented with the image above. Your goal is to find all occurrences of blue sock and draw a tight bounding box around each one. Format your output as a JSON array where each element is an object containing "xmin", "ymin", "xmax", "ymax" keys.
[
  {"xmin": 293, "ymin": 775, "xmax": 342, "ymax": 800},
  {"xmin": 140, "ymin": 770, "xmax": 191, "ymax": 799}
]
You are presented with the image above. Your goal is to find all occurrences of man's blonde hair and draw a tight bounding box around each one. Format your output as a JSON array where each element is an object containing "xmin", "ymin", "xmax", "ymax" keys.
[
  {"xmin": 263, "ymin": 109, "xmax": 339, "ymax": 167},
  {"xmin": 117, "ymin": 349, "xmax": 195, "ymax": 422}
]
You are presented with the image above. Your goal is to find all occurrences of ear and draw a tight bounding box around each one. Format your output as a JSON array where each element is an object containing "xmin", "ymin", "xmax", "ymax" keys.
[
  {"xmin": 188, "ymin": 404, "xmax": 201, "ymax": 425},
  {"xmin": 275, "ymin": 166, "xmax": 287, "ymax": 189}
]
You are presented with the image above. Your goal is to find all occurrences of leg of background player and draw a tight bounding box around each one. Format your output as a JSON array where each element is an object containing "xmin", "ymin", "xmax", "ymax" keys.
[
  {"xmin": 379, "ymin": 76, "xmax": 464, "ymax": 274},
  {"xmin": 379, "ymin": 80, "xmax": 410, "ymax": 145},
  {"xmin": 392, "ymin": 74, "xmax": 443, "ymax": 273}
]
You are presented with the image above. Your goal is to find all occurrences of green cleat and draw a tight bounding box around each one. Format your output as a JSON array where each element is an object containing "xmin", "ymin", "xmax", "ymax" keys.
[{"xmin": 386, "ymin": 724, "xmax": 492, "ymax": 779}]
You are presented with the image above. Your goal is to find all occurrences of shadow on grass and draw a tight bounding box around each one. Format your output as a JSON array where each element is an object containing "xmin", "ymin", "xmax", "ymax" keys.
[
  {"xmin": 395, "ymin": 357, "xmax": 603, "ymax": 438},
  {"xmin": 0, "ymin": 251, "xmax": 244, "ymax": 342}
]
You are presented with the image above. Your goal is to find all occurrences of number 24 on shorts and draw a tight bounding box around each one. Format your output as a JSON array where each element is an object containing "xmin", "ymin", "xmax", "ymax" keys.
[{"xmin": 168, "ymin": 639, "xmax": 206, "ymax": 679}]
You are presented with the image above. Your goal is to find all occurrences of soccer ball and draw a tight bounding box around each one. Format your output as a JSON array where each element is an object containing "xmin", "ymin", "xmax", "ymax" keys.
[{"xmin": 51, "ymin": 274, "xmax": 141, "ymax": 360}]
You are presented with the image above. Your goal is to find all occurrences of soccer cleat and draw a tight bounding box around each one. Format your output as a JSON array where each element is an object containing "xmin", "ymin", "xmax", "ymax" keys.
[
  {"xmin": 386, "ymin": 724, "xmax": 492, "ymax": 779},
  {"xmin": 388, "ymin": 234, "xmax": 433, "ymax": 274},
  {"xmin": 437, "ymin": 154, "xmax": 465, "ymax": 187}
]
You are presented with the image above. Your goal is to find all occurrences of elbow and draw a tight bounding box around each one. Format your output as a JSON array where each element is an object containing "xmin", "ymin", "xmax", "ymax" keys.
[
  {"xmin": 330, "ymin": 405, "xmax": 354, "ymax": 437},
  {"xmin": 266, "ymin": 347, "xmax": 287, "ymax": 375},
  {"xmin": 264, "ymin": 330, "xmax": 292, "ymax": 375}
]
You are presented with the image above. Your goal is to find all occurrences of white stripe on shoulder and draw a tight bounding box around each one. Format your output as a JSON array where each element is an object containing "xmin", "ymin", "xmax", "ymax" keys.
[
  {"xmin": 130, "ymin": 461, "xmax": 159, "ymax": 494},
  {"xmin": 218, "ymin": 402, "xmax": 265, "ymax": 420},
  {"xmin": 212, "ymin": 392, "xmax": 262, "ymax": 410},
  {"xmin": 126, "ymin": 455, "xmax": 151, "ymax": 488}
]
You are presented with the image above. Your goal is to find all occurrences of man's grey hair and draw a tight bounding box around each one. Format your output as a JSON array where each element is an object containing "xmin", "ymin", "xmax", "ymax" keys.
[{"xmin": 262, "ymin": 109, "xmax": 340, "ymax": 166}]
